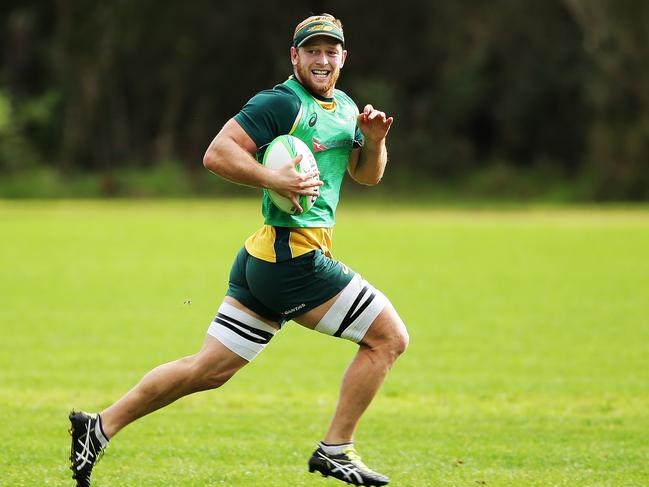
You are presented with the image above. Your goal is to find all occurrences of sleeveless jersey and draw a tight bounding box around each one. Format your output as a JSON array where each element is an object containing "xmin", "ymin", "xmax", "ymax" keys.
[{"xmin": 234, "ymin": 78, "xmax": 362, "ymax": 262}]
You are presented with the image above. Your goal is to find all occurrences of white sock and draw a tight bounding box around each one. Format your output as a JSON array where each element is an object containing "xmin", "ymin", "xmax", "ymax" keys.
[
  {"xmin": 94, "ymin": 414, "xmax": 109, "ymax": 448},
  {"xmin": 320, "ymin": 441, "xmax": 352, "ymax": 455}
]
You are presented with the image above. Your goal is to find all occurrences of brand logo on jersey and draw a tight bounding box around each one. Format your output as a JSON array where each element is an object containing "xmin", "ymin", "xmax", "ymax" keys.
[
  {"xmin": 312, "ymin": 137, "xmax": 354, "ymax": 153},
  {"xmin": 308, "ymin": 113, "xmax": 318, "ymax": 127},
  {"xmin": 312, "ymin": 138, "xmax": 328, "ymax": 152}
]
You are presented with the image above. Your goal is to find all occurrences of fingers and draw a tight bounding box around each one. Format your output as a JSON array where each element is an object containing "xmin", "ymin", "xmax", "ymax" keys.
[
  {"xmin": 357, "ymin": 105, "xmax": 394, "ymax": 142},
  {"xmin": 286, "ymin": 160, "xmax": 323, "ymax": 185},
  {"xmin": 368, "ymin": 110, "xmax": 385, "ymax": 122},
  {"xmin": 298, "ymin": 184, "xmax": 320, "ymax": 196},
  {"xmin": 281, "ymin": 159, "xmax": 319, "ymax": 179},
  {"xmin": 297, "ymin": 171, "xmax": 322, "ymax": 196},
  {"xmin": 299, "ymin": 174, "xmax": 323, "ymax": 187},
  {"xmin": 289, "ymin": 195, "xmax": 303, "ymax": 214},
  {"xmin": 288, "ymin": 155, "xmax": 323, "ymax": 184},
  {"xmin": 273, "ymin": 160, "xmax": 322, "ymax": 208},
  {"xmin": 358, "ymin": 105, "xmax": 390, "ymax": 124},
  {"xmin": 289, "ymin": 166, "xmax": 323, "ymax": 189}
]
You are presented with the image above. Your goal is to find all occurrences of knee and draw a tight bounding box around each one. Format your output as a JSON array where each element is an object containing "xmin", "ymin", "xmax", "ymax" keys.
[
  {"xmin": 362, "ymin": 309, "xmax": 409, "ymax": 362},
  {"xmin": 380, "ymin": 311, "xmax": 409, "ymax": 358},
  {"xmin": 389, "ymin": 325, "xmax": 409, "ymax": 359},
  {"xmin": 366, "ymin": 324, "xmax": 409, "ymax": 364}
]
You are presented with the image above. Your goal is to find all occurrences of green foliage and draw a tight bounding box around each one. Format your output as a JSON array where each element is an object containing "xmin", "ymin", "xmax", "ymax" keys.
[
  {"xmin": 0, "ymin": 92, "xmax": 9, "ymax": 130},
  {"xmin": 0, "ymin": 88, "xmax": 61, "ymax": 172},
  {"xmin": 1, "ymin": 1, "xmax": 648, "ymax": 199},
  {"xmin": 0, "ymin": 162, "xmax": 260, "ymax": 199},
  {"xmin": 0, "ymin": 91, "xmax": 37, "ymax": 171},
  {"xmin": 563, "ymin": 0, "xmax": 649, "ymax": 199},
  {"xmin": 1, "ymin": 201, "xmax": 648, "ymax": 485}
]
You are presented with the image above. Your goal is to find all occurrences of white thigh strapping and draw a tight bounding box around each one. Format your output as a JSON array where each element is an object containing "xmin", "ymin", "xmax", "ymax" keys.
[
  {"xmin": 315, "ymin": 274, "xmax": 388, "ymax": 343},
  {"xmin": 207, "ymin": 302, "xmax": 278, "ymax": 361}
]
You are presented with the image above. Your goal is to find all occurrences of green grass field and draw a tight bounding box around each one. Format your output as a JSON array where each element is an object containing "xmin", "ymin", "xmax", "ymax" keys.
[{"xmin": 1, "ymin": 200, "xmax": 648, "ymax": 486}]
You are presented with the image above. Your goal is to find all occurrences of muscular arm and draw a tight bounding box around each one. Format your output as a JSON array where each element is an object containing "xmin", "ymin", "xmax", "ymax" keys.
[
  {"xmin": 203, "ymin": 119, "xmax": 321, "ymax": 209},
  {"xmin": 347, "ymin": 139, "xmax": 388, "ymax": 186},
  {"xmin": 347, "ymin": 104, "xmax": 393, "ymax": 186},
  {"xmin": 203, "ymin": 119, "xmax": 273, "ymax": 188}
]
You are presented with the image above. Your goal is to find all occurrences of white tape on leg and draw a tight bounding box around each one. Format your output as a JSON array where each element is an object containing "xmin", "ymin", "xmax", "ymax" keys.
[
  {"xmin": 315, "ymin": 274, "xmax": 388, "ymax": 343},
  {"xmin": 207, "ymin": 302, "xmax": 278, "ymax": 361}
]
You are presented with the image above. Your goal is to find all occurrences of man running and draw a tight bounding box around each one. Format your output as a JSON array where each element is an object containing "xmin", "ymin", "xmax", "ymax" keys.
[{"xmin": 69, "ymin": 13, "xmax": 408, "ymax": 487}]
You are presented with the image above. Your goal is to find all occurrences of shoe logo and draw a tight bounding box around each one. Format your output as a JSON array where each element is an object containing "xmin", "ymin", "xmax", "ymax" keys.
[
  {"xmin": 318, "ymin": 452, "xmax": 363, "ymax": 484},
  {"xmin": 341, "ymin": 264, "xmax": 349, "ymax": 275},
  {"xmin": 74, "ymin": 422, "xmax": 96, "ymax": 470},
  {"xmin": 309, "ymin": 113, "xmax": 318, "ymax": 127}
]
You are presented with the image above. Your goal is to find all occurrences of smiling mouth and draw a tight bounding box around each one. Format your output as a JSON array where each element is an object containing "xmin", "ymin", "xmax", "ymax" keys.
[{"xmin": 311, "ymin": 69, "xmax": 330, "ymax": 79}]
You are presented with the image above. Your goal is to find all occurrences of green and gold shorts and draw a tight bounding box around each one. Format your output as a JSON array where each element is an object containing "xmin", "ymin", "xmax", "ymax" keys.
[{"xmin": 225, "ymin": 246, "xmax": 355, "ymax": 324}]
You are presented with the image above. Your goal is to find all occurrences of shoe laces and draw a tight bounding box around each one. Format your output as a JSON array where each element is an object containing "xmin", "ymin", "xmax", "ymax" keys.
[
  {"xmin": 342, "ymin": 446, "xmax": 369, "ymax": 470},
  {"xmin": 75, "ymin": 417, "xmax": 106, "ymax": 470}
]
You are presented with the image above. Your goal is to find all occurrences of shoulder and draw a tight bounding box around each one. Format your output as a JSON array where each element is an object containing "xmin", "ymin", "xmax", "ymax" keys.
[
  {"xmin": 245, "ymin": 84, "xmax": 301, "ymax": 115},
  {"xmin": 334, "ymin": 88, "xmax": 359, "ymax": 113},
  {"xmin": 234, "ymin": 83, "xmax": 303, "ymax": 147}
]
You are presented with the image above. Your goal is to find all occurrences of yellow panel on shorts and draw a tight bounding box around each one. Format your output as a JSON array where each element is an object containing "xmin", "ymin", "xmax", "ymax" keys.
[{"xmin": 245, "ymin": 225, "xmax": 333, "ymax": 263}]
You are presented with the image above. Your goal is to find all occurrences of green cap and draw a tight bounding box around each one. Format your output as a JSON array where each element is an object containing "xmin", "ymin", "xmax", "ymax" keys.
[{"xmin": 293, "ymin": 15, "xmax": 345, "ymax": 47}]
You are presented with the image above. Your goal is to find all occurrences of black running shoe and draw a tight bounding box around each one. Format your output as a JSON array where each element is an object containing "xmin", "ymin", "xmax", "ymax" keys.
[
  {"xmin": 308, "ymin": 446, "xmax": 390, "ymax": 486},
  {"xmin": 68, "ymin": 411, "xmax": 108, "ymax": 487}
]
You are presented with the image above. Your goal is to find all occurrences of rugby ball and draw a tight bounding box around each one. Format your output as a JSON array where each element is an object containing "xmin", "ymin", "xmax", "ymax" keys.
[{"xmin": 262, "ymin": 134, "xmax": 320, "ymax": 214}]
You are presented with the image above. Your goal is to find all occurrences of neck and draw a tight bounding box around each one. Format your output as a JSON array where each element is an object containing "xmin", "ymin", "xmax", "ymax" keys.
[{"xmin": 291, "ymin": 74, "xmax": 334, "ymax": 101}]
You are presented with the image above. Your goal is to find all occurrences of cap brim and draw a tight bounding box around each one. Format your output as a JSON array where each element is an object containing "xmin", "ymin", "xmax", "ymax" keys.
[{"xmin": 296, "ymin": 32, "xmax": 345, "ymax": 47}]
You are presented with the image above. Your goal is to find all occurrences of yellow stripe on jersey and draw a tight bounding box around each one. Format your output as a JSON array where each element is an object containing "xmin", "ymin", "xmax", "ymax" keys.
[
  {"xmin": 316, "ymin": 99, "xmax": 337, "ymax": 112},
  {"xmin": 245, "ymin": 225, "xmax": 333, "ymax": 263},
  {"xmin": 289, "ymin": 105, "xmax": 303, "ymax": 134},
  {"xmin": 285, "ymin": 76, "xmax": 336, "ymax": 112}
]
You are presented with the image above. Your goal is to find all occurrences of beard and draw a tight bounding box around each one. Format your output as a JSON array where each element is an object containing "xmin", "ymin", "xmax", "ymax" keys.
[{"xmin": 294, "ymin": 62, "xmax": 340, "ymax": 98}]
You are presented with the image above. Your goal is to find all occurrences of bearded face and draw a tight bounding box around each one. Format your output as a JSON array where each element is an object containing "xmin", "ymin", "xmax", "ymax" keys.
[{"xmin": 291, "ymin": 38, "xmax": 346, "ymax": 98}]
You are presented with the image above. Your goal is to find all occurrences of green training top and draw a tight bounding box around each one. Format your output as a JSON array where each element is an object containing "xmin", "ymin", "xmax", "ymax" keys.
[{"xmin": 234, "ymin": 78, "xmax": 363, "ymax": 228}]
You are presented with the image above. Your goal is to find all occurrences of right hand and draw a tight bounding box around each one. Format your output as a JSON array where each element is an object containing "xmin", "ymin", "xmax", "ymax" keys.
[{"xmin": 269, "ymin": 154, "xmax": 323, "ymax": 213}]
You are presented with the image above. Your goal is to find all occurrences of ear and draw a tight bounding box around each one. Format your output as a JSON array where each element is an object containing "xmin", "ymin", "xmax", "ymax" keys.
[
  {"xmin": 340, "ymin": 49, "xmax": 347, "ymax": 69},
  {"xmin": 290, "ymin": 46, "xmax": 299, "ymax": 66}
]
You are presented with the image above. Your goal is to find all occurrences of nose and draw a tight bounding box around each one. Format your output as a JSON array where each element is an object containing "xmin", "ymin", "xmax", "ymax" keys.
[{"xmin": 316, "ymin": 51, "xmax": 328, "ymax": 65}]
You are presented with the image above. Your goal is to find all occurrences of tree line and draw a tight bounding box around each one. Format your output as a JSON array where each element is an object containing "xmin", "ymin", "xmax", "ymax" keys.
[{"xmin": 1, "ymin": 0, "xmax": 648, "ymax": 199}]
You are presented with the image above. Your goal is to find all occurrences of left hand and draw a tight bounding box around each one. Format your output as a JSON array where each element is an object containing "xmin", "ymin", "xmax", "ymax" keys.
[{"xmin": 357, "ymin": 104, "xmax": 394, "ymax": 143}]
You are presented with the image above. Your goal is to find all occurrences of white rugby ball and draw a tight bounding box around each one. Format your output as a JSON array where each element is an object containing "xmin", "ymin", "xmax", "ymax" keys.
[{"xmin": 262, "ymin": 134, "xmax": 320, "ymax": 214}]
